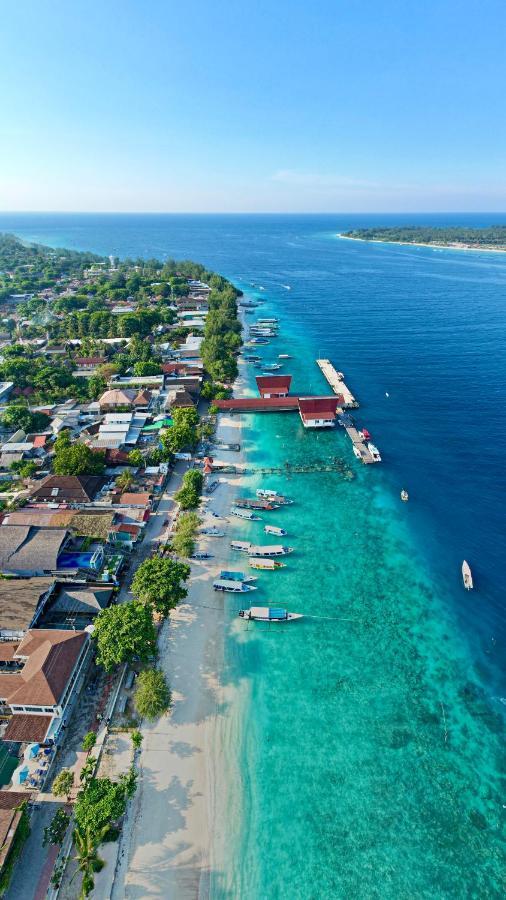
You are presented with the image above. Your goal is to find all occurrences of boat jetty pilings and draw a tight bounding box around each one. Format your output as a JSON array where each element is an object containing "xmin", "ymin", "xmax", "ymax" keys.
[
  {"xmin": 316, "ymin": 359, "xmax": 358, "ymax": 408},
  {"xmin": 242, "ymin": 457, "xmax": 354, "ymax": 479}
]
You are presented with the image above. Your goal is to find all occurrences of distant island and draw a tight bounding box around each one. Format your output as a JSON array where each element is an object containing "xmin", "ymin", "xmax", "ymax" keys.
[{"xmin": 339, "ymin": 225, "xmax": 506, "ymax": 252}]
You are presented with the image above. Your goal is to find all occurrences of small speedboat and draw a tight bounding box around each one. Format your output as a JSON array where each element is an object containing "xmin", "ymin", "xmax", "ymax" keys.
[
  {"xmin": 192, "ymin": 551, "xmax": 213, "ymax": 560},
  {"xmin": 367, "ymin": 442, "xmax": 382, "ymax": 462},
  {"xmin": 238, "ymin": 606, "xmax": 302, "ymax": 623},
  {"xmin": 278, "ymin": 354, "xmax": 292, "ymax": 359},
  {"xmin": 462, "ymin": 560, "xmax": 473, "ymax": 590},
  {"xmin": 400, "ymin": 490, "xmax": 409, "ymax": 502},
  {"xmin": 200, "ymin": 527, "xmax": 225, "ymax": 537}
]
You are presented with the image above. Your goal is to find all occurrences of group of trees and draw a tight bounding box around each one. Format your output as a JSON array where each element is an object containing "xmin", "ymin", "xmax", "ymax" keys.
[
  {"xmin": 53, "ymin": 430, "xmax": 105, "ymax": 476},
  {"xmin": 172, "ymin": 511, "xmax": 200, "ymax": 557},
  {"xmin": 161, "ymin": 407, "xmax": 199, "ymax": 454},
  {"xmin": 343, "ymin": 225, "xmax": 506, "ymax": 248},
  {"xmin": 1, "ymin": 403, "xmax": 51, "ymax": 433},
  {"xmin": 92, "ymin": 557, "xmax": 190, "ymax": 670},
  {"xmin": 0, "ymin": 346, "xmax": 90, "ymax": 404},
  {"xmin": 175, "ymin": 468, "xmax": 203, "ymax": 509},
  {"xmin": 201, "ymin": 280, "xmax": 242, "ymax": 383}
]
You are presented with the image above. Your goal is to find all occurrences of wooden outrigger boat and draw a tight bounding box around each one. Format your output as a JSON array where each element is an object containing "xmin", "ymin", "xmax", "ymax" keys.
[{"xmin": 238, "ymin": 606, "xmax": 302, "ymax": 623}]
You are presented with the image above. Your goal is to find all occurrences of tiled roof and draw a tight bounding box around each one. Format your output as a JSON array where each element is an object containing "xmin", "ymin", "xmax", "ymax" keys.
[
  {"xmin": 29, "ymin": 475, "xmax": 107, "ymax": 503},
  {"xmin": 0, "ymin": 629, "xmax": 88, "ymax": 706},
  {"xmin": 3, "ymin": 714, "xmax": 52, "ymax": 743}
]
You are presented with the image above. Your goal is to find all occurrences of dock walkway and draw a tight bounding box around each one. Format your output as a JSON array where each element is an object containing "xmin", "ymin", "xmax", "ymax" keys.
[
  {"xmin": 316, "ymin": 359, "xmax": 358, "ymax": 407},
  {"xmin": 344, "ymin": 426, "xmax": 376, "ymax": 464}
]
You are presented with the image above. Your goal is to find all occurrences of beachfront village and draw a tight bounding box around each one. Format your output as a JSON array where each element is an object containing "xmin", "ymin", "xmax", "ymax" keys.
[{"xmin": 0, "ymin": 234, "xmax": 241, "ymax": 898}]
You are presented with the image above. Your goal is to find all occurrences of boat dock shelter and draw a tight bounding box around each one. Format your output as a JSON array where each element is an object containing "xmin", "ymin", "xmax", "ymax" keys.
[{"xmin": 316, "ymin": 360, "xmax": 358, "ymax": 408}]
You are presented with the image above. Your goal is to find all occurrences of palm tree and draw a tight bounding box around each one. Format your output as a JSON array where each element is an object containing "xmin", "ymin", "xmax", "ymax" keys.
[{"xmin": 71, "ymin": 825, "xmax": 108, "ymax": 898}]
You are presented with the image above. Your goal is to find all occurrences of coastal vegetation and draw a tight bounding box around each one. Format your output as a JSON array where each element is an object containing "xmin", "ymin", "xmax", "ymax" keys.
[
  {"xmin": 91, "ymin": 601, "xmax": 157, "ymax": 671},
  {"xmin": 131, "ymin": 557, "xmax": 190, "ymax": 617},
  {"xmin": 161, "ymin": 407, "xmax": 199, "ymax": 453},
  {"xmin": 175, "ymin": 468, "xmax": 203, "ymax": 509},
  {"xmin": 172, "ymin": 511, "xmax": 200, "ymax": 557},
  {"xmin": 342, "ymin": 225, "xmax": 506, "ymax": 249},
  {"xmin": 133, "ymin": 668, "xmax": 171, "ymax": 720}
]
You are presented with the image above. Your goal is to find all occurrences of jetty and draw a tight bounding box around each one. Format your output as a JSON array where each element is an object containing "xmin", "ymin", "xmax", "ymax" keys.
[
  {"xmin": 316, "ymin": 359, "xmax": 358, "ymax": 408},
  {"xmin": 344, "ymin": 426, "xmax": 377, "ymax": 464}
]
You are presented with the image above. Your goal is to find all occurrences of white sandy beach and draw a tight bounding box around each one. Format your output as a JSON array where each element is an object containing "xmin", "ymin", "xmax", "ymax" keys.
[
  {"xmin": 109, "ymin": 405, "xmax": 250, "ymax": 899},
  {"xmin": 337, "ymin": 232, "xmax": 506, "ymax": 253}
]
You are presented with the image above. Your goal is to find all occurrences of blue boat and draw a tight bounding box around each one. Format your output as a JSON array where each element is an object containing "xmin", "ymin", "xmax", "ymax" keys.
[{"xmin": 220, "ymin": 570, "xmax": 257, "ymax": 584}]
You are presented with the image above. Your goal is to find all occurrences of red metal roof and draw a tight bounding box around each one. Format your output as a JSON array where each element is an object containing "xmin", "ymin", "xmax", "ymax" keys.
[
  {"xmin": 215, "ymin": 397, "xmax": 300, "ymax": 411},
  {"xmin": 255, "ymin": 375, "xmax": 292, "ymax": 393},
  {"xmin": 298, "ymin": 397, "xmax": 339, "ymax": 419}
]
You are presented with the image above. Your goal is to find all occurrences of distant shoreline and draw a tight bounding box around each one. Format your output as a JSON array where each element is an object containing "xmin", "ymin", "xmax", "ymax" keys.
[{"xmin": 336, "ymin": 233, "xmax": 506, "ymax": 254}]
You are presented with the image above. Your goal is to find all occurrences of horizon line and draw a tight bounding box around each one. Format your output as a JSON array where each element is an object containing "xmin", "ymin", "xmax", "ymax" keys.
[{"xmin": 1, "ymin": 210, "xmax": 506, "ymax": 217}]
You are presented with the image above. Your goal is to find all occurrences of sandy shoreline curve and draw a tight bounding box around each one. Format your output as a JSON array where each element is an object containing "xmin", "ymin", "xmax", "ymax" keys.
[{"xmin": 336, "ymin": 232, "xmax": 506, "ymax": 254}]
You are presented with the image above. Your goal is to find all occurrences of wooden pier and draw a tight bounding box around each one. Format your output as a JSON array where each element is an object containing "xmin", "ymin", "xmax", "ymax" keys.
[
  {"xmin": 316, "ymin": 359, "xmax": 359, "ymax": 408},
  {"xmin": 344, "ymin": 426, "xmax": 376, "ymax": 464}
]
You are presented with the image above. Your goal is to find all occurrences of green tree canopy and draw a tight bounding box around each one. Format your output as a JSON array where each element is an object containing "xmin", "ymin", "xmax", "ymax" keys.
[
  {"xmin": 52, "ymin": 769, "xmax": 74, "ymax": 799},
  {"xmin": 54, "ymin": 442, "xmax": 105, "ymax": 476},
  {"xmin": 43, "ymin": 808, "xmax": 70, "ymax": 847},
  {"xmin": 175, "ymin": 468, "xmax": 203, "ymax": 509},
  {"xmin": 91, "ymin": 601, "xmax": 156, "ymax": 671},
  {"xmin": 2, "ymin": 405, "xmax": 50, "ymax": 433},
  {"xmin": 131, "ymin": 557, "xmax": 190, "ymax": 617},
  {"xmin": 161, "ymin": 407, "xmax": 199, "ymax": 453},
  {"xmin": 134, "ymin": 668, "xmax": 171, "ymax": 720}
]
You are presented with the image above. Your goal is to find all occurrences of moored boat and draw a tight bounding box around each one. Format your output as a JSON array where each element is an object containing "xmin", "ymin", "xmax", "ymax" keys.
[
  {"xmin": 239, "ymin": 606, "xmax": 302, "ymax": 622},
  {"xmin": 264, "ymin": 524, "xmax": 288, "ymax": 536},
  {"xmin": 462, "ymin": 560, "xmax": 473, "ymax": 590},
  {"xmin": 256, "ymin": 489, "xmax": 293, "ymax": 505},
  {"xmin": 235, "ymin": 497, "xmax": 279, "ymax": 510},
  {"xmin": 248, "ymin": 544, "xmax": 293, "ymax": 557},
  {"xmin": 220, "ymin": 570, "xmax": 257, "ymax": 583},
  {"xmin": 278, "ymin": 353, "xmax": 292, "ymax": 359},
  {"xmin": 230, "ymin": 507, "xmax": 262, "ymax": 520},
  {"xmin": 200, "ymin": 527, "xmax": 225, "ymax": 537},
  {"xmin": 231, "ymin": 540, "xmax": 252, "ymax": 552},
  {"xmin": 213, "ymin": 579, "xmax": 257, "ymax": 593},
  {"xmin": 248, "ymin": 557, "xmax": 286, "ymax": 570},
  {"xmin": 367, "ymin": 442, "xmax": 382, "ymax": 462}
]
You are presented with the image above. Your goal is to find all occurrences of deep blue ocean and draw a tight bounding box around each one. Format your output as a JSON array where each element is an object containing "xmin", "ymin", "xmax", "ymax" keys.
[{"xmin": 1, "ymin": 212, "xmax": 505, "ymax": 896}]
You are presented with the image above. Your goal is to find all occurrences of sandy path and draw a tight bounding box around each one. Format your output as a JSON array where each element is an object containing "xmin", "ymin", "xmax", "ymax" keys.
[{"xmin": 109, "ymin": 411, "xmax": 246, "ymax": 899}]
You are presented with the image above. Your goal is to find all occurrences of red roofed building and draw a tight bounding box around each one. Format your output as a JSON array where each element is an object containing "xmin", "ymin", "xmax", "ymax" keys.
[
  {"xmin": 298, "ymin": 397, "xmax": 339, "ymax": 428},
  {"xmin": 255, "ymin": 375, "xmax": 292, "ymax": 398}
]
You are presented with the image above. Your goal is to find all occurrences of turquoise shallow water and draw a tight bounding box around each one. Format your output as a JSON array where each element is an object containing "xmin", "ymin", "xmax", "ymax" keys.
[
  {"xmin": 1, "ymin": 214, "xmax": 505, "ymax": 897},
  {"xmin": 217, "ymin": 329, "xmax": 506, "ymax": 898}
]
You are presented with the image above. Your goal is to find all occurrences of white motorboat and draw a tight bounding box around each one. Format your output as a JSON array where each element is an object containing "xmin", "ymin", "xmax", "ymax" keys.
[{"xmin": 462, "ymin": 560, "xmax": 473, "ymax": 590}]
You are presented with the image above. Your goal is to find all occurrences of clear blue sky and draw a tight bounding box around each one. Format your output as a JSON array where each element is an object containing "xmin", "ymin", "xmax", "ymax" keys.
[{"xmin": 1, "ymin": 0, "xmax": 506, "ymax": 212}]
